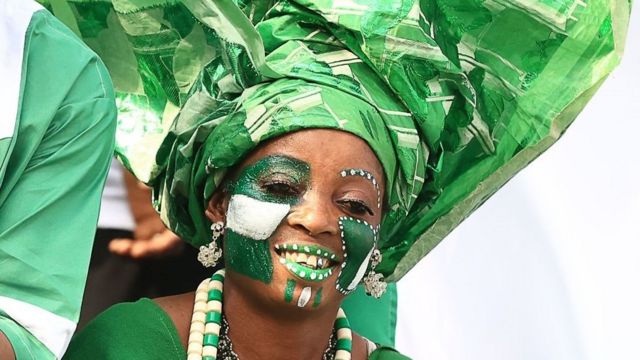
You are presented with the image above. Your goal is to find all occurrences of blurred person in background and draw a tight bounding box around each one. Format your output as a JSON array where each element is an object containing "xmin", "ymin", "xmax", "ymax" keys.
[{"xmin": 0, "ymin": 1, "xmax": 116, "ymax": 359}]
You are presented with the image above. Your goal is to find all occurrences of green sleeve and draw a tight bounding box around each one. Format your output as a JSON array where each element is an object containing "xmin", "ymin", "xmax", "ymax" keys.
[
  {"xmin": 0, "ymin": 9, "xmax": 116, "ymax": 360},
  {"xmin": 63, "ymin": 299, "xmax": 185, "ymax": 360},
  {"xmin": 342, "ymin": 283, "xmax": 397, "ymax": 347},
  {"xmin": 368, "ymin": 346, "xmax": 412, "ymax": 360}
]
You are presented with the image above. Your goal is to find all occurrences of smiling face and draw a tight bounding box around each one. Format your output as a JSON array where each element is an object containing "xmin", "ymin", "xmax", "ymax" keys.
[{"xmin": 206, "ymin": 129, "xmax": 385, "ymax": 311}]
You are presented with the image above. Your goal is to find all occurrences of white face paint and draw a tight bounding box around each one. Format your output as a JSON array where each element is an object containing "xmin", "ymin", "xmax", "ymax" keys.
[
  {"xmin": 297, "ymin": 286, "xmax": 312, "ymax": 308},
  {"xmin": 346, "ymin": 247, "xmax": 374, "ymax": 291},
  {"xmin": 226, "ymin": 194, "xmax": 291, "ymax": 240}
]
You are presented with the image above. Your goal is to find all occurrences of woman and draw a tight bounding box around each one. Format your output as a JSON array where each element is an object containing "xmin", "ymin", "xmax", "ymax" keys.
[{"xmin": 43, "ymin": 0, "xmax": 626, "ymax": 359}]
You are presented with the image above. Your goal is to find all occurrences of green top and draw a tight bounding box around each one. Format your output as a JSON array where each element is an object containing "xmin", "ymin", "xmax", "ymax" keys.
[
  {"xmin": 63, "ymin": 298, "xmax": 410, "ymax": 360},
  {"xmin": 0, "ymin": 4, "xmax": 116, "ymax": 359}
]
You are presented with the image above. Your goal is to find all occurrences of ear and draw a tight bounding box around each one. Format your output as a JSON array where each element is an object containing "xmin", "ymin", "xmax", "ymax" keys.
[{"xmin": 205, "ymin": 189, "xmax": 230, "ymax": 224}]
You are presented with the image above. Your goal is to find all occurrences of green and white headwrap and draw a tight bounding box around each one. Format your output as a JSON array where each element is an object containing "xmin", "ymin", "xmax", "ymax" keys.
[{"xmin": 41, "ymin": 0, "xmax": 629, "ymax": 281}]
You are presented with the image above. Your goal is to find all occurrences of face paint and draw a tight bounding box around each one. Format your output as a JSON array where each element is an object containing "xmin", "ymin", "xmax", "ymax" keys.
[
  {"xmin": 312, "ymin": 287, "xmax": 323, "ymax": 308},
  {"xmin": 340, "ymin": 168, "xmax": 381, "ymax": 209},
  {"xmin": 224, "ymin": 155, "xmax": 310, "ymax": 283},
  {"xmin": 297, "ymin": 286, "xmax": 312, "ymax": 308},
  {"xmin": 335, "ymin": 216, "xmax": 377, "ymax": 294},
  {"xmin": 275, "ymin": 243, "xmax": 337, "ymax": 282},
  {"xmin": 284, "ymin": 278, "xmax": 296, "ymax": 303}
]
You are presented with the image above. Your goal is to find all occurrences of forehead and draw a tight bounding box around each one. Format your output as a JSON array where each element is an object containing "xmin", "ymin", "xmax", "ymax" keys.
[{"xmin": 241, "ymin": 129, "xmax": 384, "ymax": 182}]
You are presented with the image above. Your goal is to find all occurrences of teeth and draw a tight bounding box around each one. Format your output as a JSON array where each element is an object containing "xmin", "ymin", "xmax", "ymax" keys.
[
  {"xmin": 306, "ymin": 255, "xmax": 317, "ymax": 268},
  {"xmin": 277, "ymin": 246, "xmax": 337, "ymax": 271}
]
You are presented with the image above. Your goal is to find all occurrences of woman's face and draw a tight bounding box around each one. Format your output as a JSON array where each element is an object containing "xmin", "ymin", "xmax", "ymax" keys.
[{"xmin": 207, "ymin": 129, "xmax": 385, "ymax": 311}]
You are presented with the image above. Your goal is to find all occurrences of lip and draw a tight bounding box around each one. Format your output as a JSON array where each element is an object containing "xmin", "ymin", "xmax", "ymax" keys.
[{"xmin": 274, "ymin": 243, "xmax": 340, "ymax": 282}]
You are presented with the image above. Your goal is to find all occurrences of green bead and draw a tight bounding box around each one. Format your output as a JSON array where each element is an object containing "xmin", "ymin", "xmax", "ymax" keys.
[
  {"xmin": 205, "ymin": 311, "xmax": 222, "ymax": 324},
  {"xmin": 208, "ymin": 289, "xmax": 223, "ymax": 301},
  {"xmin": 203, "ymin": 334, "xmax": 219, "ymax": 347},
  {"xmin": 334, "ymin": 317, "xmax": 349, "ymax": 329},
  {"xmin": 211, "ymin": 273, "xmax": 225, "ymax": 283},
  {"xmin": 202, "ymin": 356, "xmax": 216, "ymax": 360},
  {"xmin": 336, "ymin": 338, "xmax": 352, "ymax": 351}
]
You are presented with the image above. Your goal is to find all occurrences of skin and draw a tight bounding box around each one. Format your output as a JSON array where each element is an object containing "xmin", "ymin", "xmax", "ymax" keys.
[
  {"xmin": 157, "ymin": 129, "xmax": 385, "ymax": 360},
  {"xmin": 0, "ymin": 331, "xmax": 15, "ymax": 360},
  {"xmin": 109, "ymin": 171, "xmax": 182, "ymax": 258}
]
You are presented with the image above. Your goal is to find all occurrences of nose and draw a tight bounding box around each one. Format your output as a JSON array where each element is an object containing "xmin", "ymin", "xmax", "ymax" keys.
[{"xmin": 286, "ymin": 192, "xmax": 338, "ymax": 237}]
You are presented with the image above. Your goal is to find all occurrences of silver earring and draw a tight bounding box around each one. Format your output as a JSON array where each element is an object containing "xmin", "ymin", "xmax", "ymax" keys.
[
  {"xmin": 197, "ymin": 221, "xmax": 224, "ymax": 268},
  {"xmin": 363, "ymin": 249, "xmax": 387, "ymax": 298}
]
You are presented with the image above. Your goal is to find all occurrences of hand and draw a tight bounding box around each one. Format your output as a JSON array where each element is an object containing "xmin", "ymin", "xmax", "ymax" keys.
[
  {"xmin": 109, "ymin": 227, "xmax": 183, "ymax": 259},
  {"xmin": 111, "ymin": 169, "xmax": 184, "ymax": 259}
]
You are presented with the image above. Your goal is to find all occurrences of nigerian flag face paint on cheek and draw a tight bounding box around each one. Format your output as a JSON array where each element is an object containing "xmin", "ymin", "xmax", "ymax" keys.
[
  {"xmin": 224, "ymin": 155, "xmax": 310, "ymax": 283},
  {"xmin": 336, "ymin": 216, "xmax": 377, "ymax": 294}
]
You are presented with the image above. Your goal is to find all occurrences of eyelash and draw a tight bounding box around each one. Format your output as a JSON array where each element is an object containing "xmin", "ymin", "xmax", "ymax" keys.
[
  {"xmin": 261, "ymin": 180, "xmax": 374, "ymax": 216},
  {"xmin": 262, "ymin": 180, "xmax": 300, "ymax": 197},
  {"xmin": 338, "ymin": 198, "xmax": 374, "ymax": 217}
]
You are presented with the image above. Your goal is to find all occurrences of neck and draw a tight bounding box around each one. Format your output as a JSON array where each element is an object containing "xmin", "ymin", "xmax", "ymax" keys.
[{"xmin": 223, "ymin": 273, "xmax": 339, "ymax": 360}]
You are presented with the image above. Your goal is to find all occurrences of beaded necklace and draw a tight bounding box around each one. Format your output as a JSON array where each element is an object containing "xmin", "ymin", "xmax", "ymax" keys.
[{"xmin": 187, "ymin": 269, "xmax": 353, "ymax": 360}]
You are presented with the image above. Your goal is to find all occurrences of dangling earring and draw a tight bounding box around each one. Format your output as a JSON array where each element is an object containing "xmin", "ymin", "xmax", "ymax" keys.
[
  {"xmin": 363, "ymin": 248, "xmax": 387, "ymax": 298},
  {"xmin": 197, "ymin": 221, "xmax": 224, "ymax": 268}
]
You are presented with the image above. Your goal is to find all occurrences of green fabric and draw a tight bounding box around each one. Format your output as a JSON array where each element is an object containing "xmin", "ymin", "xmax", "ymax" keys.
[
  {"xmin": 40, "ymin": 0, "xmax": 630, "ymax": 281},
  {"xmin": 0, "ymin": 314, "xmax": 54, "ymax": 360},
  {"xmin": 343, "ymin": 284, "xmax": 397, "ymax": 347},
  {"xmin": 0, "ymin": 8, "xmax": 116, "ymax": 359},
  {"xmin": 62, "ymin": 299, "xmax": 183, "ymax": 360},
  {"xmin": 63, "ymin": 298, "xmax": 406, "ymax": 359}
]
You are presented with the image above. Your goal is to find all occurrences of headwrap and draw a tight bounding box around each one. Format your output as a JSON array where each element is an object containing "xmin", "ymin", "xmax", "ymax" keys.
[{"xmin": 40, "ymin": 0, "xmax": 629, "ymax": 281}]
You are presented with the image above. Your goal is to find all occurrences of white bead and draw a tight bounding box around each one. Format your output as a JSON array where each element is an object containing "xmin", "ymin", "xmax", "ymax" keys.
[
  {"xmin": 193, "ymin": 301, "xmax": 207, "ymax": 313},
  {"xmin": 208, "ymin": 280, "xmax": 223, "ymax": 291},
  {"xmin": 205, "ymin": 322, "xmax": 221, "ymax": 334},
  {"xmin": 335, "ymin": 349, "xmax": 351, "ymax": 359},
  {"xmin": 337, "ymin": 328, "xmax": 352, "ymax": 340},
  {"xmin": 197, "ymin": 279, "xmax": 210, "ymax": 289},
  {"xmin": 190, "ymin": 322, "xmax": 205, "ymax": 334},
  {"xmin": 187, "ymin": 354, "xmax": 202, "ymax": 360},
  {"xmin": 202, "ymin": 345, "xmax": 218, "ymax": 357},
  {"xmin": 206, "ymin": 300, "xmax": 222, "ymax": 312},
  {"xmin": 195, "ymin": 291, "xmax": 208, "ymax": 302},
  {"xmin": 187, "ymin": 341, "xmax": 203, "ymax": 354},
  {"xmin": 191, "ymin": 311, "xmax": 206, "ymax": 323}
]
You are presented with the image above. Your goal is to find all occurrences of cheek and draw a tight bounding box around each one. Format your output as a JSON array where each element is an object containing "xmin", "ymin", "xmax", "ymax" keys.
[
  {"xmin": 335, "ymin": 216, "xmax": 377, "ymax": 294},
  {"xmin": 226, "ymin": 194, "xmax": 291, "ymax": 240},
  {"xmin": 224, "ymin": 194, "xmax": 291, "ymax": 284}
]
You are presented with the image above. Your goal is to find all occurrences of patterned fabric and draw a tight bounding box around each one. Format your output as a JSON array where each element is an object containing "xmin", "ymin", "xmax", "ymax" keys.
[{"xmin": 39, "ymin": 0, "xmax": 629, "ymax": 280}]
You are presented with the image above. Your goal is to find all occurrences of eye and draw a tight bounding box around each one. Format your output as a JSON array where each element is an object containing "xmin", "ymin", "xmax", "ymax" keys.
[
  {"xmin": 262, "ymin": 180, "xmax": 300, "ymax": 197},
  {"xmin": 338, "ymin": 199, "xmax": 374, "ymax": 217}
]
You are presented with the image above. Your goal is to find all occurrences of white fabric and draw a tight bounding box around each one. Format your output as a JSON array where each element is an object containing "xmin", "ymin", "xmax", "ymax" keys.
[
  {"xmin": 0, "ymin": 0, "xmax": 42, "ymax": 140},
  {"xmin": 396, "ymin": 10, "xmax": 640, "ymax": 360},
  {"xmin": 0, "ymin": 296, "xmax": 76, "ymax": 359},
  {"xmin": 98, "ymin": 159, "xmax": 136, "ymax": 231}
]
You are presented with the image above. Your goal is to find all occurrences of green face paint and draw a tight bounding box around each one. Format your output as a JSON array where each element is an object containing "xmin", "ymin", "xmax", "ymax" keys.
[
  {"xmin": 284, "ymin": 278, "xmax": 296, "ymax": 303},
  {"xmin": 224, "ymin": 155, "xmax": 310, "ymax": 283},
  {"xmin": 335, "ymin": 216, "xmax": 377, "ymax": 294},
  {"xmin": 313, "ymin": 287, "xmax": 323, "ymax": 308}
]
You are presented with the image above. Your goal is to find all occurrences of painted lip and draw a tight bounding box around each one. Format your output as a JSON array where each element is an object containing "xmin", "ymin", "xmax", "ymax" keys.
[{"xmin": 274, "ymin": 243, "xmax": 340, "ymax": 282}]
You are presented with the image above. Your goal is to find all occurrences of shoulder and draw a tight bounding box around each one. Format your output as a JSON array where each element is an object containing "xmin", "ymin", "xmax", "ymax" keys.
[
  {"xmin": 154, "ymin": 292, "xmax": 197, "ymax": 348},
  {"xmin": 368, "ymin": 346, "xmax": 412, "ymax": 360},
  {"xmin": 63, "ymin": 299, "xmax": 184, "ymax": 360}
]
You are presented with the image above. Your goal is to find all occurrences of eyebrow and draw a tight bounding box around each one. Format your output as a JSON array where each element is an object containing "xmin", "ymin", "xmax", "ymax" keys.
[{"xmin": 339, "ymin": 168, "xmax": 381, "ymax": 209}]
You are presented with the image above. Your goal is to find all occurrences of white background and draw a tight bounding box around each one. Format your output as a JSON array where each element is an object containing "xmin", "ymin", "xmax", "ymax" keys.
[{"xmin": 396, "ymin": 8, "xmax": 639, "ymax": 360}]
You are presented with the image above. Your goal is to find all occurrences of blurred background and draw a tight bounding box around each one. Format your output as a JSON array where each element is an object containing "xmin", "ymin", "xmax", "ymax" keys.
[{"xmin": 396, "ymin": 7, "xmax": 639, "ymax": 360}]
